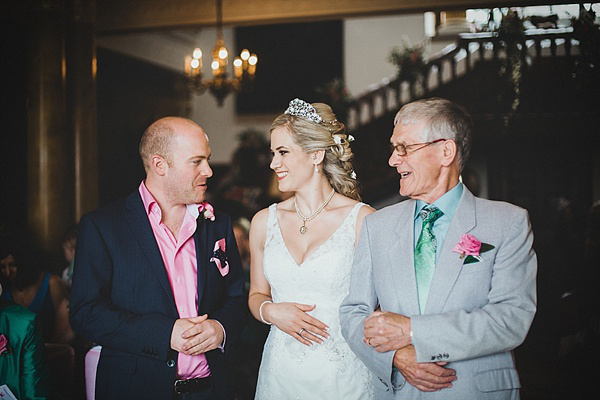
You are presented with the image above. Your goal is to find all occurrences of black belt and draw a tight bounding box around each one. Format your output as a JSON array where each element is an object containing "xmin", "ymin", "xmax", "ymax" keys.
[{"xmin": 174, "ymin": 377, "xmax": 211, "ymax": 394}]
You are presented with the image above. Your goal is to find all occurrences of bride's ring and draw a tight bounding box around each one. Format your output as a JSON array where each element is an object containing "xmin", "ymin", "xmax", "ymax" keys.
[{"xmin": 298, "ymin": 328, "xmax": 306, "ymax": 337}]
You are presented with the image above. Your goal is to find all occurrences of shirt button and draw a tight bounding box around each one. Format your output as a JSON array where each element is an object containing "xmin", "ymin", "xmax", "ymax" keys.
[
  {"xmin": 180, "ymin": 307, "xmax": 185, "ymax": 312},
  {"xmin": 177, "ymin": 277, "xmax": 182, "ymax": 283},
  {"xmin": 178, "ymin": 369, "xmax": 182, "ymax": 375}
]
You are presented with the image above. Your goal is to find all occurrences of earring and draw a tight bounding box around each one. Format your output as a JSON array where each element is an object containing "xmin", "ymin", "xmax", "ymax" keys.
[{"xmin": 314, "ymin": 164, "xmax": 319, "ymax": 173}]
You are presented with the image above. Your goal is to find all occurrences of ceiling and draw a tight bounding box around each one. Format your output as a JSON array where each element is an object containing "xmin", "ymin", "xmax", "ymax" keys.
[{"xmin": 96, "ymin": 0, "xmax": 574, "ymax": 33}]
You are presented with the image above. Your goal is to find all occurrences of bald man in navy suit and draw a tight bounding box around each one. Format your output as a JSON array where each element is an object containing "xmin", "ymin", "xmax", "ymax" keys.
[{"xmin": 70, "ymin": 117, "xmax": 246, "ymax": 400}]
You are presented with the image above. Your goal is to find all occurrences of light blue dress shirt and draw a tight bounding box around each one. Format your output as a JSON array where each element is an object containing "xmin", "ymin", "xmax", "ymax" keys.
[{"xmin": 414, "ymin": 182, "xmax": 464, "ymax": 263}]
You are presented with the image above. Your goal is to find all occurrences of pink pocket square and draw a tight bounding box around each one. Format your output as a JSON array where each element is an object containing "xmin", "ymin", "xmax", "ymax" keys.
[{"xmin": 210, "ymin": 238, "xmax": 229, "ymax": 277}]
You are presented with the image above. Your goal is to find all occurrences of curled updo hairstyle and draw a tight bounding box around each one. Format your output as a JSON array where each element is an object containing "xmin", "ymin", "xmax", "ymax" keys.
[{"xmin": 271, "ymin": 102, "xmax": 360, "ymax": 200}]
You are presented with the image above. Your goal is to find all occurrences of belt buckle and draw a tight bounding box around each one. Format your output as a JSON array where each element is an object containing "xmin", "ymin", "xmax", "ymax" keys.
[{"xmin": 174, "ymin": 379, "xmax": 187, "ymax": 395}]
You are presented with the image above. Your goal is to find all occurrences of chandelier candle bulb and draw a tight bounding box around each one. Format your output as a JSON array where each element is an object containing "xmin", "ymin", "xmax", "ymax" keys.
[
  {"xmin": 233, "ymin": 57, "xmax": 243, "ymax": 78},
  {"xmin": 184, "ymin": 56, "xmax": 192, "ymax": 76},
  {"xmin": 248, "ymin": 54, "xmax": 258, "ymax": 75},
  {"xmin": 218, "ymin": 47, "xmax": 228, "ymax": 60},
  {"xmin": 193, "ymin": 48, "xmax": 202, "ymax": 59},
  {"xmin": 191, "ymin": 58, "xmax": 202, "ymax": 76}
]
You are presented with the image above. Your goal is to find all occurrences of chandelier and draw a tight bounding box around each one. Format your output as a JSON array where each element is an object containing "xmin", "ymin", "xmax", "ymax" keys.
[{"xmin": 184, "ymin": 0, "xmax": 258, "ymax": 106}]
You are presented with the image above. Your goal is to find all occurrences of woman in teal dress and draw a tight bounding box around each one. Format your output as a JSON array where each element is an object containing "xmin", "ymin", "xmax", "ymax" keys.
[
  {"xmin": 0, "ymin": 243, "xmax": 73, "ymax": 344},
  {"xmin": 0, "ymin": 281, "xmax": 51, "ymax": 399}
]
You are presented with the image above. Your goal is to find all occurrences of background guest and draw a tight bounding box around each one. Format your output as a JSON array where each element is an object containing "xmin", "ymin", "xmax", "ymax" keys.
[
  {"xmin": 61, "ymin": 226, "xmax": 78, "ymax": 289},
  {"xmin": 0, "ymin": 280, "xmax": 51, "ymax": 399},
  {"xmin": 0, "ymin": 240, "xmax": 74, "ymax": 344}
]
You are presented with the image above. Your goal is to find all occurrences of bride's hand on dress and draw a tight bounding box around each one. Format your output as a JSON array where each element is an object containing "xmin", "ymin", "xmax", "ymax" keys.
[{"xmin": 266, "ymin": 302, "xmax": 330, "ymax": 346}]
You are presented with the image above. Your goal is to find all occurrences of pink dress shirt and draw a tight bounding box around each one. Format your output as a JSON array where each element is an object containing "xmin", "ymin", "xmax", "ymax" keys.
[{"xmin": 139, "ymin": 182, "xmax": 211, "ymax": 380}]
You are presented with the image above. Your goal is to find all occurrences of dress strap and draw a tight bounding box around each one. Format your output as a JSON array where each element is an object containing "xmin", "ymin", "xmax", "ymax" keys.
[
  {"xmin": 348, "ymin": 202, "xmax": 366, "ymax": 231},
  {"xmin": 264, "ymin": 203, "xmax": 279, "ymax": 248}
]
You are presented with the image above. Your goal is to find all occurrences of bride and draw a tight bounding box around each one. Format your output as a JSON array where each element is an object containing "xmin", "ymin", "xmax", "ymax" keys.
[{"xmin": 249, "ymin": 98, "xmax": 374, "ymax": 399}]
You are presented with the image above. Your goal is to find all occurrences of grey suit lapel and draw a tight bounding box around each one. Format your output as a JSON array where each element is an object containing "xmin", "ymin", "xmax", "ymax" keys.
[
  {"xmin": 389, "ymin": 200, "xmax": 421, "ymax": 316},
  {"xmin": 425, "ymin": 188, "xmax": 477, "ymax": 315},
  {"xmin": 125, "ymin": 192, "xmax": 176, "ymax": 306}
]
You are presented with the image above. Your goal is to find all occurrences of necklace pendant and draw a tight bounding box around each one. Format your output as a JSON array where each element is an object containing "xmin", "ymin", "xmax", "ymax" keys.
[{"xmin": 300, "ymin": 225, "xmax": 307, "ymax": 234}]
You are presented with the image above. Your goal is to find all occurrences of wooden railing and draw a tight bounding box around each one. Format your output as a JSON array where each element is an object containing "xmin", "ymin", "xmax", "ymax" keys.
[{"xmin": 346, "ymin": 28, "xmax": 577, "ymax": 131}]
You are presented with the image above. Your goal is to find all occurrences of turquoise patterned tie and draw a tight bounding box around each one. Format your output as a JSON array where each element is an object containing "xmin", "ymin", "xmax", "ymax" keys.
[{"xmin": 415, "ymin": 206, "xmax": 444, "ymax": 314}]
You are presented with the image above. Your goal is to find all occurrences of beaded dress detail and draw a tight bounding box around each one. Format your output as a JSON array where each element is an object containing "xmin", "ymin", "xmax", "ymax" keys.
[{"xmin": 255, "ymin": 202, "xmax": 374, "ymax": 400}]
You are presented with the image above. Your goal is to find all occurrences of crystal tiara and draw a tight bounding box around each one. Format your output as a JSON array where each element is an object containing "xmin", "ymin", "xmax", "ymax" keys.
[{"xmin": 284, "ymin": 98, "xmax": 323, "ymax": 123}]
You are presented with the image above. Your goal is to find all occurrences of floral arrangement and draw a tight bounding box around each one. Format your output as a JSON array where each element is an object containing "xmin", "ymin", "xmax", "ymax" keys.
[
  {"xmin": 498, "ymin": 9, "xmax": 525, "ymax": 43},
  {"xmin": 388, "ymin": 38, "xmax": 429, "ymax": 82}
]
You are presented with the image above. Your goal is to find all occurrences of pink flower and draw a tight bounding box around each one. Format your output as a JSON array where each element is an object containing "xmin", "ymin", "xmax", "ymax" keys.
[
  {"xmin": 0, "ymin": 334, "xmax": 8, "ymax": 355},
  {"xmin": 199, "ymin": 202, "xmax": 215, "ymax": 221},
  {"xmin": 210, "ymin": 238, "xmax": 229, "ymax": 277},
  {"xmin": 452, "ymin": 234, "xmax": 482, "ymax": 258},
  {"xmin": 453, "ymin": 234, "xmax": 494, "ymax": 264}
]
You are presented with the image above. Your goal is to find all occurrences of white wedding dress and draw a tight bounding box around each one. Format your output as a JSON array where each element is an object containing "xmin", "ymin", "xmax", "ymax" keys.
[{"xmin": 255, "ymin": 203, "xmax": 374, "ymax": 400}]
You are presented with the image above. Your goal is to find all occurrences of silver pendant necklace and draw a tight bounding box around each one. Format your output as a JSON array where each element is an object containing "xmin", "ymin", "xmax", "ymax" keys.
[{"xmin": 293, "ymin": 189, "xmax": 335, "ymax": 234}]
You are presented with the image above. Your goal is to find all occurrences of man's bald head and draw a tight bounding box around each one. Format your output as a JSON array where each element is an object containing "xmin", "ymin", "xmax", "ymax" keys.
[{"xmin": 139, "ymin": 117, "xmax": 203, "ymax": 172}]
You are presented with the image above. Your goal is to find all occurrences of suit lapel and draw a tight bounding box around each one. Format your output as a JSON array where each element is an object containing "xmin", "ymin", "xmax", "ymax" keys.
[
  {"xmin": 389, "ymin": 200, "xmax": 421, "ymax": 316},
  {"xmin": 425, "ymin": 188, "xmax": 477, "ymax": 315},
  {"xmin": 195, "ymin": 217, "xmax": 209, "ymax": 311},
  {"xmin": 125, "ymin": 192, "xmax": 175, "ymax": 305}
]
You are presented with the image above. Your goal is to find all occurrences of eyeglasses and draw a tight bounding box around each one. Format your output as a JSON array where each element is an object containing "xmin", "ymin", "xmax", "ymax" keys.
[{"xmin": 389, "ymin": 138, "xmax": 446, "ymax": 156}]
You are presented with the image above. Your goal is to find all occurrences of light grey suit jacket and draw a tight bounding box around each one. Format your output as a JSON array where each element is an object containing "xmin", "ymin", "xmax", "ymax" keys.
[{"xmin": 340, "ymin": 188, "xmax": 537, "ymax": 399}]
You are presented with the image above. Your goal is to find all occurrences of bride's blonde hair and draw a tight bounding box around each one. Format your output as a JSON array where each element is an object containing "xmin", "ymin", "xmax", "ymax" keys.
[{"xmin": 271, "ymin": 101, "xmax": 360, "ymax": 200}]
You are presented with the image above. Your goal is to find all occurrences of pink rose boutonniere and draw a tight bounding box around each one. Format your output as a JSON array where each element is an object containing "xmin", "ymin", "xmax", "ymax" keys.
[
  {"xmin": 0, "ymin": 334, "xmax": 11, "ymax": 356},
  {"xmin": 199, "ymin": 202, "xmax": 215, "ymax": 221},
  {"xmin": 452, "ymin": 234, "xmax": 495, "ymax": 264}
]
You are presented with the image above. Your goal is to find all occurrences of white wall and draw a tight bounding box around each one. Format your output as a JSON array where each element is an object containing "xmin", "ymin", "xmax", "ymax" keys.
[{"xmin": 344, "ymin": 14, "xmax": 425, "ymax": 97}]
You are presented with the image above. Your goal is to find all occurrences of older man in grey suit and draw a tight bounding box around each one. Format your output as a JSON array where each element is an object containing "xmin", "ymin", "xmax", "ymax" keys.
[{"xmin": 340, "ymin": 98, "xmax": 536, "ymax": 399}]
